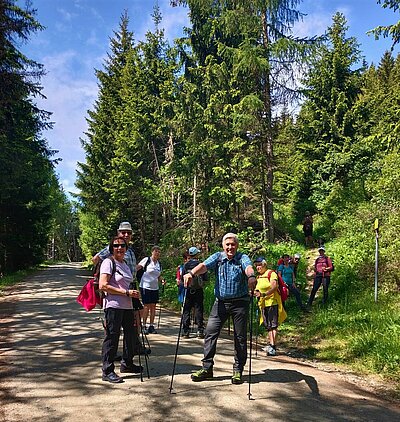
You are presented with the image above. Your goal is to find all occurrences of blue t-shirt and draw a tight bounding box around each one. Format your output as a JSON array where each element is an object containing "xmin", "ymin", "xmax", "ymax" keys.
[
  {"xmin": 204, "ymin": 251, "xmax": 252, "ymax": 300},
  {"xmin": 278, "ymin": 264, "xmax": 294, "ymax": 286}
]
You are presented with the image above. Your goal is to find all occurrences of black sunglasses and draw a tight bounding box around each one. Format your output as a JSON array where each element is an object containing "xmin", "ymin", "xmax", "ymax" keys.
[{"xmin": 113, "ymin": 243, "xmax": 126, "ymax": 248}]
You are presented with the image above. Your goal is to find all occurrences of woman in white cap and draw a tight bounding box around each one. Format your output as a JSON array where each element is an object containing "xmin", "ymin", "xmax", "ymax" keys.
[{"xmin": 307, "ymin": 246, "xmax": 333, "ymax": 308}]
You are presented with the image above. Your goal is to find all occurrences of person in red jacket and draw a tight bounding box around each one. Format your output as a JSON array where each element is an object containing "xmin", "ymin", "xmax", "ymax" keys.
[{"xmin": 307, "ymin": 246, "xmax": 333, "ymax": 308}]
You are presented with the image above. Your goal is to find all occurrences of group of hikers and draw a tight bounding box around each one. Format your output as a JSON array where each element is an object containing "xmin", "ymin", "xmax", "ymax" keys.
[{"xmin": 92, "ymin": 220, "xmax": 333, "ymax": 385}]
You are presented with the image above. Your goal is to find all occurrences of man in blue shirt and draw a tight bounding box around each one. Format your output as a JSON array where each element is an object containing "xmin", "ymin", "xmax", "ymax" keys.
[{"xmin": 184, "ymin": 233, "xmax": 256, "ymax": 385}]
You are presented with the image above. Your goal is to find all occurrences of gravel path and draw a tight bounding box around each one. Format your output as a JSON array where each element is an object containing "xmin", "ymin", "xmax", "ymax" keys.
[{"xmin": 0, "ymin": 263, "xmax": 399, "ymax": 422}]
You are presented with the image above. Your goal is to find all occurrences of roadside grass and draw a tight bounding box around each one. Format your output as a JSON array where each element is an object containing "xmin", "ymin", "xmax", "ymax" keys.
[
  {"xmin": 0, "ymin": 268, "xmax": 37, "ymax": 291},
  {"xmin": 279, "ymin": 289, "xmax": 400, "ymax": 391}
]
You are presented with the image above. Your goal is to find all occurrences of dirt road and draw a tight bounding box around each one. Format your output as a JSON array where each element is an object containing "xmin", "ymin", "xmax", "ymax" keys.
[{"xmin": 0, "ymin": 263, "xmax": 399, "ymax": 422}]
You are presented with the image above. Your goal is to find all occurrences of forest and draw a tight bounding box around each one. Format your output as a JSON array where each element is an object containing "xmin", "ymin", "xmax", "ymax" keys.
[{"xmin": 0, "ymin": 0, "xmax": 399, "ymax": 388}]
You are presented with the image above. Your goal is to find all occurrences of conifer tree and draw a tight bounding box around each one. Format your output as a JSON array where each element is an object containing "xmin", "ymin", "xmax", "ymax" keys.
[
  {"xmin": 76, "ymin": 12, "xmax": 136, "ymax": 253},
  {"xmin": 0, "ymin": 0, "xmax": 57, "ymax": 270},
  {"xmin": 294, "ymin": 12, "xmax": 364, "ymax": 225}
]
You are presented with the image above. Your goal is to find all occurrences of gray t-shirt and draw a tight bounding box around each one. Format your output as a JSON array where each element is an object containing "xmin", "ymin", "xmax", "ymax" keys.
[{"xmin": 100, "ymin": 258, "xmax": 133, "ymax": 309}]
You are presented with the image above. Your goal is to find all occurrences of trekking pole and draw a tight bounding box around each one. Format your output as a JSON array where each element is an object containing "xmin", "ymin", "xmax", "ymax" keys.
[
  {"xmin": 248, "ymin": 293, "xmax": 254, "ymax": 400},
  {"xmin": 169, "ymin": 288, "xmax": 187, "ymax": 394},
  {"xmin": 157, "ymin": 283, "xmax": 165, "ymax": 329},
  {"xmin": 255, "ymin": 304, "xmax": 259, "ymax": 357},
  {"xmin": 136, "ymin": 309, "xmax": 150, "ymax": 381}
]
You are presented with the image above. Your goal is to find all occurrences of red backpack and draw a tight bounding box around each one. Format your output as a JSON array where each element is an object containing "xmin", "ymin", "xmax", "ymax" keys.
[{"xmin": 267, "ymin": 270, "xmax": 289, "ymax": 302}]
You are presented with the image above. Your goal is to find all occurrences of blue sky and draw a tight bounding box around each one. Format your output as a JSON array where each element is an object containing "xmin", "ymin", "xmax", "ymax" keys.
[{"xmin": 18, "ymin": 0, "xmax": 399, "ymax": 197}]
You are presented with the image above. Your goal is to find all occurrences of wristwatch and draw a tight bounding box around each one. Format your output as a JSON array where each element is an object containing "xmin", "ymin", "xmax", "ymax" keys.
[
  {"xmin": 125, "ymin": 289, "xmax": 130, "ymax": 296},
  {"xmin": 189, "ymin": 270, "xmax": 195, "ymax": 277}
]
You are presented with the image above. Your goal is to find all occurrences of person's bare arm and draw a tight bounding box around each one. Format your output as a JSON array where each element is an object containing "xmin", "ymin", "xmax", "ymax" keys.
[
  {"xmin": 245, "ymin": 265, "xmax": 257, "ymax": 291},
  {"xmin": 92, "ymin": 254, "xmax": 100, "ymax": 266}
]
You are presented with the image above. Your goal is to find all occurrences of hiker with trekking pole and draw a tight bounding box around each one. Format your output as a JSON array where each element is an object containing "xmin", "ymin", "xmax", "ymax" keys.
[
  {"xmin": 98, "ymin": 235, "xmax": 143, "ymax": 383},
  {"xmin": 306, "ymin": 245, "xmax": 334, "ymax": 309},
  {"xmin": 181, "ymin": 246, "xmax": 208, "ymax": 339},
  {"xmin": 254, "ymin": 257, "xmax": 287, "ymax": 357},
  {"xmin": 92, "ymin": 222, "xmax": 151, "ymax": 364},
  {"xmin": 184, "ymin": 233, "xmax": 256, "ymax": 385}
]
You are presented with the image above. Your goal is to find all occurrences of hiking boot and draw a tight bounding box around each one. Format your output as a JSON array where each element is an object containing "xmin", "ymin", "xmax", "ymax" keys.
[
  {"xmin": 197, "ymin": 330, "xmax": 205, "ymax": 339},
  {"xmin": 102, "ymin": 371, "xmax": 123, "ymax": 383},
  {"xmin": 231, "ymin": 371, "xmax": 243, "ymax": 385},
  {"xmin": 267, "ymin": 345, "xmax": 276, "ymax": 356},
  {"xmin": 147, "ymin": 325, "xmax": 157, "ymax": 334},
  {"xmin": 120, "ymin": 363, "xmax": 143, "ymax": 373},
  {"xmin": 182, "ymin": 330, "xmax": 190, "ymax": 338},
  {"xmin": 191, "ymin": 368, "xmax": 213, "ymax": 382}
]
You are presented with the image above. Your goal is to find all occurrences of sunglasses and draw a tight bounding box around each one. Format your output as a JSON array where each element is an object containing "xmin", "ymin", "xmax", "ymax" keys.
[{"xmin": 113, "ymin": 243, "xmax": 126, "ymax": 248}]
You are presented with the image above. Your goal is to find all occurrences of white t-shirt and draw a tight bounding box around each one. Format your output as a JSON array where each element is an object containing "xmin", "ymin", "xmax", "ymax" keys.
[{"xmin": 139, "ymin": 257, "xmax": 161, "ymax": 290}]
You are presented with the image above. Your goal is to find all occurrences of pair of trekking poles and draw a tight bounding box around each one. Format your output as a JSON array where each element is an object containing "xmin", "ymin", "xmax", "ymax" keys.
[
  {"xmin": 135, "ymin": 283, "xmax": 165, "ymax": 381},
  {"xmin": 169, "ymin": 289, "xmax": 258, "ymax": 400}
]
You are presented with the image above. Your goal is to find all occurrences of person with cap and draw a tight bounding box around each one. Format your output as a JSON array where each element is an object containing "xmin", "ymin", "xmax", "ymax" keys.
[
  {"xmin": 307, "ymin": 246, "xmax": 333, "ymax": 308},
  {"xmin": 92, "ymin": 222, "xmax": 149, "ymax": 356},
  {"xmin": 184, "ymin": 233, "xmax": 256, "ymax": 385},
  {"xmin": 278, "ymin": 254, "xmax": 306, "ymax": 310},
  {"xmin": 291, "ymin": 253, "xmax": 301, "ymax": 278},
  {"xmin": 254, "ymin": 257, "xmax": 287, "ymax": 356},
  {"xmin": 181, "ymin": 246, "xmax": 208, "ymax": 339}
]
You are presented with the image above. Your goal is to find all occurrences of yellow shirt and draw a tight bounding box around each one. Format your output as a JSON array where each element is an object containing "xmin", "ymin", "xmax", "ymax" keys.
[
  {"xmin": 256, "ymin": 270, "xmax": 278, "ymax": 307},
  {"xmin": 256, "ymin": 270, "xmax": 287, "ymax": 325}
]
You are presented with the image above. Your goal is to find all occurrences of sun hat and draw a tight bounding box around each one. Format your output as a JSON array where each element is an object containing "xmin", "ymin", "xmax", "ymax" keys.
[{"xmin": 118, "ymin": 221, "xmax": 132, "ymax": 232}]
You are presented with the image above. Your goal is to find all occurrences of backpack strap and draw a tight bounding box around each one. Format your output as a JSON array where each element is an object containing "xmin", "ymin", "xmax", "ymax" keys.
[{"xmin": 144, "ymin": 256, "xmax": 151, "ymax": 272}]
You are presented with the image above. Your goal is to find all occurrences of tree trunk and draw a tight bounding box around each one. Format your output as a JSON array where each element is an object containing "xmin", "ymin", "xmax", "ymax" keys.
[{"xmin": 261, "ymin": 11, "xmax": 274, "ymax": 242}]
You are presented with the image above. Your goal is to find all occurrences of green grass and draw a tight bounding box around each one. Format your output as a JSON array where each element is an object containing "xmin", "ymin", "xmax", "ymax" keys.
[{"xmin": 280, "ymin": 290, "xmax": 400, "ymax": 390}]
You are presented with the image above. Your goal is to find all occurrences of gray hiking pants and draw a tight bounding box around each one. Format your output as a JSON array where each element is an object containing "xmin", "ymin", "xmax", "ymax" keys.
[{"xmin": 202, "ymin": 297, "xmax": 249, "ymax": 373}]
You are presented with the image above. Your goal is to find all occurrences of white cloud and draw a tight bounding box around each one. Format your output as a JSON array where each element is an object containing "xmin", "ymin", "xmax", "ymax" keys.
[{"xmin": 33, "ymin": 50, "xmax": 98, "ymax": 193}]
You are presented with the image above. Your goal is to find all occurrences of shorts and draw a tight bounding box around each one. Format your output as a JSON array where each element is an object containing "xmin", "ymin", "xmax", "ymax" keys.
[
  {"xmin": 262, "ymin": 304, "xmax": 278, "ymax": 331},
  {"xmin": 140, "ymin": 287, "xmax": 159, "ymax": 304}
]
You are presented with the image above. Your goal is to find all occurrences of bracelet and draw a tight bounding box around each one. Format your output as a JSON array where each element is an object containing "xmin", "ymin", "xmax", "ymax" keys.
[
  {"xmin": 189, "ymin": 270, "xmax": 195, "ymax": 277},
  {"xmin": 125, "ymin": 289, "xmax": 130, "ymax": 296}
]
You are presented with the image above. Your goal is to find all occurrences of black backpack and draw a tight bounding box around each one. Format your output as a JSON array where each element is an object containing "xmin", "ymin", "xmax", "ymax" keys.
[{"xmin": 183, "ymin": 259, "xmax": 207, "ymax": 289}]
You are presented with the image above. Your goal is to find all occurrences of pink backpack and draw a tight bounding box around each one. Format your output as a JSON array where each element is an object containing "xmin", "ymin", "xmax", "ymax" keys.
[{"xmin": 76, "ymin": 278, "xmax": 102, "ymax": 311}]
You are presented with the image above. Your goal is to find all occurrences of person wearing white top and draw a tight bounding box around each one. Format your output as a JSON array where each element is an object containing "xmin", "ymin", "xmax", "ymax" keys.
[{"xmin": 137, "ymin": 245, "xmax": 165, "ymax": 334}]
